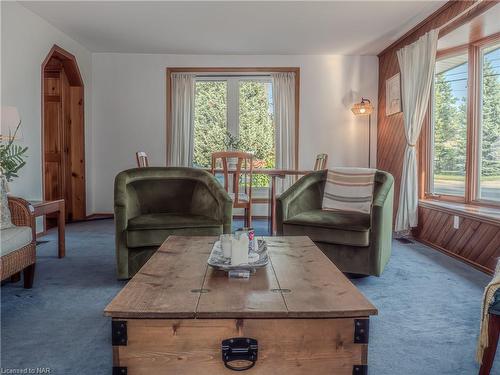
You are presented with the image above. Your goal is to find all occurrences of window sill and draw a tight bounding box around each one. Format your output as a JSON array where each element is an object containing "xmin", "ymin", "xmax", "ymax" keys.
[{"xmin": 419, "ymin": 199, "xmax": 500, "ymax": 226}]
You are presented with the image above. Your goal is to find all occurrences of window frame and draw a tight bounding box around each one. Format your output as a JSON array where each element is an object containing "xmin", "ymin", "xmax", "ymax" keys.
[
  {"xmin": 424, "ymin": 32, "xmax": 500, "ymax": 208},
  {"xmin": 474, "ymin": 37, "xmax": 500, "ymax": 206},
  {"xmin": 166, "ymin": 67, "xmax": 300, "ymax": 169},
  {"xmin": 194, "ymin": 75, "xmax": 273, "ymax": 143},
  {"xmin": 426, "ymin": 45, "xmax": 469, "ymax": 203}
]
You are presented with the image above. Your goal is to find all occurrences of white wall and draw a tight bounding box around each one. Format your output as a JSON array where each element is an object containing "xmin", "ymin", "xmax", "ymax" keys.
[
  {"xmin": 1, "ymin": 2, "xmax": 93, "ymax": 219},
  {"xmin": 92, "ymin": 54, "xmax": 378, "ymax": 213}
]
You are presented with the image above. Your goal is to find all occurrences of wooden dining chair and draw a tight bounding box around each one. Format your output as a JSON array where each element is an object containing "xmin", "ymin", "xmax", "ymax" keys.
[
  {"xmin": 313, "ymin": 153, "xmax": 328, "ymax": 170},
  {"xmin": 136, "ymin": 151, "xmax": 149, "ymax": 168},
  {"xmin": 211, "ymin": 151, "xmax": 253, "ymax": 227}
]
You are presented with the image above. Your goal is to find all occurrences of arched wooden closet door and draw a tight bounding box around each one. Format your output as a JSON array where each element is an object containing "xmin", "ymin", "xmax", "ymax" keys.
[{"xmin": 42, "ymin": 45, "xmax": 86, "ymax": 223}]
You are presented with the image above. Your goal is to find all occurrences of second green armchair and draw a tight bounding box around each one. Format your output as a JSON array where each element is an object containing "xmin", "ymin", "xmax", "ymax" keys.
[
  {"xmin": 277, "ymin": 169, "xmax": 394, "ymax": 276},
  {"xmin": 114, "ymin": 167, "xmax": 233, "ymax": 279}
]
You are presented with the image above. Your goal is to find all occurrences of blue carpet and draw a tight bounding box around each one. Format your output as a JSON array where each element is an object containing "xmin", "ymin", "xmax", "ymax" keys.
[{"xmin": 1, "ymin": 219, "xmax": 498, "ymax": 374}]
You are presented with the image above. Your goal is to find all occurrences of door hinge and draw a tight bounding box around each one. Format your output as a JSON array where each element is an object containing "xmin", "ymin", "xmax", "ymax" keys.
[
  {"xmin": 112, "ymin": 320, "xmax": 127, "ymax": 346},
  {"xmin": 353, "ymin": 365, "xmax": 367, "ymax": 375},
  {"xmin": 354, "ymin": 318, "xmax": 369, "ymax": 344}
]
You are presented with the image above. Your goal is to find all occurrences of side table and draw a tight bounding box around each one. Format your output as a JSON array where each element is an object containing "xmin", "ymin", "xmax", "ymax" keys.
[{"xmin": 30, "ymin": 199, "xmax": 66, "ymax": 258}]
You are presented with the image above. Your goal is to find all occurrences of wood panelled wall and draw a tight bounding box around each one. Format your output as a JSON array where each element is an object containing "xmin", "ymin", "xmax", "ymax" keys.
[
  {"xmin": 415, "ymin": 205, "xmax": 500, "ymax": 273},
  {"xmin": 378, "ymin": 0, "xmax": 483, "ymax": 218},
  {"xmin": 377, "ymin": 0, "xmax": 500, "ymax": 273}
]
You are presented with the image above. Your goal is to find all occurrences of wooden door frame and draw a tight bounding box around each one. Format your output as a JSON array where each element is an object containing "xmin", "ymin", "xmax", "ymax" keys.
[
  {"xmin": 41, "ymin": 44, "xmax": 86, "ymax": 221},
  {"xmin": 165, "ymin": 67, "xmax": 300, "ymax": 169}
]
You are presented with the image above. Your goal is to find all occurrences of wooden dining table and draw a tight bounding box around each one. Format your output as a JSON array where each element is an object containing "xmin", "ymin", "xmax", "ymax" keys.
[{"xmin": 210, "ymin": 168, "xmax": 314, "ymax": 234}]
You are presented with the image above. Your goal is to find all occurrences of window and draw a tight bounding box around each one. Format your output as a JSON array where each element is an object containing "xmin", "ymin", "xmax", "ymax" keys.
[
  {"xmin": 238, "ymin": 80, "xmax": 275, "ymax": 169},
  {"xmin": 193, "ymin": 76, "xmax": 274, "ymax": 186},
  {"xmin": 431, "ymin": 52, "xmax": 468, "ymax": 197},
  {"xmin": 193, "ymin": 81, "xmax": 227, "ymax": 168},
  {"xmin": 426, "ymin": 36, "xmax": 500, "ymax": 207},
  {"xmin": 478, "ymin": 43, "xmax": 500, "ymax": 202}
]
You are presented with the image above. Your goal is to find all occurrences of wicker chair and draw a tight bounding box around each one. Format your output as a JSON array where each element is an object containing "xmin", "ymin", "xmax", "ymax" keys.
[{"xmin": 0, "ymin": 196, "xmax": 36, "ymax": 288}]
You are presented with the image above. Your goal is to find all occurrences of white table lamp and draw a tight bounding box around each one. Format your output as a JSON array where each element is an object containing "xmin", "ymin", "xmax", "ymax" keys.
[{"xmin": 1, "ymin": 106, "xmax": 22, "ymax": 141}]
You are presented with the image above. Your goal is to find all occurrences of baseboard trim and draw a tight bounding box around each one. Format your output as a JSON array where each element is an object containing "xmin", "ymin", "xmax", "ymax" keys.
[
  {"xmin": 36, "ymin": 214, "xmax": 114, "ymax": 237},
  {"xmin": 416, "ymin": 237, "xmax": 493, "ymax": 275},
  {"xmin": 83, "ymin": 213, "xmax": 270, "ymax": 221},
  {"xmin": 233, "ymin": 215, "xmax": 269, "ymax": 220},
  {"xmin": 36, "ymin": 230, "xmax": 49, "ymax": 239},
  {"xmin": 85, "ymin": 213, "xmax": 114, "ymax": 220}
]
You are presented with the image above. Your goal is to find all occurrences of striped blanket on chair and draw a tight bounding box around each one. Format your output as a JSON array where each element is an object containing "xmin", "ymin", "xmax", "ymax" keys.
[{"xmin": 322, "ymin": 168, "xmax": 376, "ymax": 214}]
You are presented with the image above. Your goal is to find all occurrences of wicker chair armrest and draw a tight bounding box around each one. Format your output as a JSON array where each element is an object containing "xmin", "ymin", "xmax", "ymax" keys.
[{"xmin": 7, "ymin": 196, "xmax": 36, "ymax": 238}]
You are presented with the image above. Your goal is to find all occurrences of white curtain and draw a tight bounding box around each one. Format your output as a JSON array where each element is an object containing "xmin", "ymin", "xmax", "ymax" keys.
[
  {"xmin": 272, "ymin": 72, "xmax": 296, "ymax": 192},
  {"xmin": 168, "ymin": 73, "xmax": 195, "ymax": 166},
  {"xmin": 395, "ymin": 30, "xmax": 439, "ymax": 232}
]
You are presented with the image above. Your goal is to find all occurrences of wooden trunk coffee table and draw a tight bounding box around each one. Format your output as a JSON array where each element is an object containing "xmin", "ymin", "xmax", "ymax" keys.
[{"xmin": 105, "ymin": 236, "xmax": 377, "ymax": 375}]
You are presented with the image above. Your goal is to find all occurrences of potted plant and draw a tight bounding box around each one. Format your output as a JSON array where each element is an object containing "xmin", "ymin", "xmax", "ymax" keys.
[
  {"xmin": 0, "ymin": 109, "xmax": 27, "ymax": 230},
  {"xmin": 1, "ymin": 114, "xmax": 28, "ymax": 184}
]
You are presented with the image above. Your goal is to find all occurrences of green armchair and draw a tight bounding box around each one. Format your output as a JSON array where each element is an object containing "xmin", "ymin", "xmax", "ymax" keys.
[
  {"xmin": 277, "ymin": 169, "xmax": 394, "ymax": 276},
  {"xmin": 114, "ymin": 167, "xmax": 233, "ymax": 279}
]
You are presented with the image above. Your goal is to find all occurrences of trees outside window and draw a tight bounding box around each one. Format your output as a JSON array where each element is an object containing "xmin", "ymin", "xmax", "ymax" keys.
[
  {"xmin": 193, "ymin": 77, "xmax": 274, "ymax": 187},
  {"xmin": 428, "ymin": 39, "xmax": 500, "ymax": 205},
  {"xmin": 238, "ymin": 81, "xmax": 274, "ymax": 170},
  {"xmin": 479, "ymin": 45, "xmax": 500, "ymax": 202},
  {"xmin": 193, "ymin": 81, "xmax": 227, "ymax": 168},
  {"xmin": 431, "ymin": 54, "xmax": 468, "ymax": 197}
]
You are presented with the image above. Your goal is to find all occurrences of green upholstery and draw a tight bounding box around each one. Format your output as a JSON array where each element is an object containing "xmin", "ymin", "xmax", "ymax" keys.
[
  {"xmin": 283, "ymin": 210, "xmax": 370, "ymax": 246},
  {"xmin": 128, "ymin": 213, "xmax": 221, "ymax": 231},
  {"xmin": 277, "ymin": 169, "xmax": 394, "ymax": 276},
  {"xmin": 114, "ymin": 167, "xmax": 233, "ymax": 279}
]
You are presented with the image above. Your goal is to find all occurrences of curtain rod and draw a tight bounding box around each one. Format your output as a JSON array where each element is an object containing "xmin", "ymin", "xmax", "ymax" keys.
[{"xmin": 195, "ymin": 74, "xmax": 272, "ymax": 78}]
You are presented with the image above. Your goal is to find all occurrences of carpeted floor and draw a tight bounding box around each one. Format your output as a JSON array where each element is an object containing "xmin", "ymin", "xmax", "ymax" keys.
[{"xmin": 1, "ymin": 219, "xmax": 498, "ymax": 374}]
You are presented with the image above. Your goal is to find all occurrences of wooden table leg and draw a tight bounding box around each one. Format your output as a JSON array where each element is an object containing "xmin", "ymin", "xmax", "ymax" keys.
[
  {"xmin": 479, "ymin": 314, "xmax": 500, "ymax": 375},
  {"xmin": 58, "ymin": 201, "xmax": 66, "ymax": 258},
  {"xmin": 23, "ymin": 264, "xmax": 35, "ymax": 289}
]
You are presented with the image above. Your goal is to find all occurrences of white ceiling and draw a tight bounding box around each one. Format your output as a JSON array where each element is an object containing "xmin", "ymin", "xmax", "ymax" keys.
[{"xmin": 21, "ymin": 1, "xmax": 447, "ymax": 55}]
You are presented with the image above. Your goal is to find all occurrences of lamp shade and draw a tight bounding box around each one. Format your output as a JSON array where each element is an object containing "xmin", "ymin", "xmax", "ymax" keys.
[
  {"xmin": 351, "ymin": 98, "xmax": 374, "ymax": 116},
  {"xmin": 1, "ymin": 106, "xmax": 22, "ymax": 141}
]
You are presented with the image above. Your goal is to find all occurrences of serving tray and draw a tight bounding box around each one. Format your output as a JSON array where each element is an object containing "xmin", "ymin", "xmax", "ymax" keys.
[{"xmin": 208, "ymin": 239, "xmax": 269, "ymax": 272}]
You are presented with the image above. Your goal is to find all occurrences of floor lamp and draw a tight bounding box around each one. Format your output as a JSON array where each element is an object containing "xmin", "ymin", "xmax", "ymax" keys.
[{"xmin": 351, "ymin": 98, "xmax": 374, "ymax": 167}]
